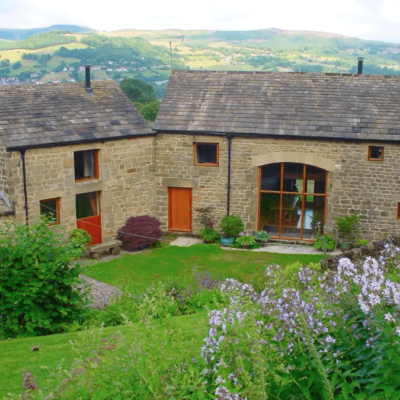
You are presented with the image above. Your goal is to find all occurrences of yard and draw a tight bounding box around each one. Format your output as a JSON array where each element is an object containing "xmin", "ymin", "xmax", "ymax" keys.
[
  {"xmin": 82, "ymin": 243, "xmax": 324, "ymax": 292},
  {"xmin": 3, "ymin": 239, "xmax": 399, "ymax": 399},
  {"xmin": 0, "ymin": 243, "xmax": 324, "ymax": 397},
  {"xmin": 0, "ymin": 312, "xmax": 208, "ymax": 398}
]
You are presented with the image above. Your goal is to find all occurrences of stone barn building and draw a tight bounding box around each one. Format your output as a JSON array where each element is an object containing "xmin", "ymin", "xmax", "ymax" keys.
[
  {"xmin": 0, "ymin": 79, "xmax": 155, "ymax": 244},
  {"xmin": 1, "ymin": 69, "xmax": 400, "ymax": 243},
  {"xmin": 153, "ymin": 70, "xmax": 400, "ymax": 242}
]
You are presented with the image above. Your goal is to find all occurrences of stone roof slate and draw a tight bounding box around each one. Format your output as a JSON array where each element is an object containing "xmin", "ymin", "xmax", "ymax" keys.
[
  {"xmin": 0, "ymin": 81, "xmax": 154, "ymax": 150},
  {"xmin": 154, "ymin": 70, "xmax": 400, "ymax": 141}
]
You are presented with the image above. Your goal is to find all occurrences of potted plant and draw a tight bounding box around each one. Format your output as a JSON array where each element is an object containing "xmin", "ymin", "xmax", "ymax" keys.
[
  {"xmin": 219, "ymin": 214, "xmax": 244, "ymax": 245},
  {"xmin": 200, "ymin": 227, "xmax": 221, "ymax": 244},
  {"xmin": 334, "ymin": 214, "xmax": 360, "ymax": 251},
  {"xmin": 254, "ymin": 230, "xmax": 271, "ymax": 245},
  {"xmin": 314, "ymin": 233, "xmax": 336, "ymax": 252},
  {"xmin": 235, "ymin": 235, "xmax": 256, "ymax": 249}
]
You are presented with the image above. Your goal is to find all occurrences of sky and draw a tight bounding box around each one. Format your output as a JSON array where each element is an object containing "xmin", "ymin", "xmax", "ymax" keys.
[{"xmin": 1, "ymin": 0, "xmax": 400, "ymax": 43}]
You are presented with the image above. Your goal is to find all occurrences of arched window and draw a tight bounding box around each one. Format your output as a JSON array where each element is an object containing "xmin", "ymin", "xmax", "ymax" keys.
[{"xmin": 258, "ymin": 163, "xmax": 327, "ymax": 240}]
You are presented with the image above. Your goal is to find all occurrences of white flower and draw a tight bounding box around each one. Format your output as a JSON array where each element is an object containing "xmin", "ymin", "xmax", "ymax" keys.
[{"xmin": 385, "ymin": 313, "xmax": 395, "ymax": 323}]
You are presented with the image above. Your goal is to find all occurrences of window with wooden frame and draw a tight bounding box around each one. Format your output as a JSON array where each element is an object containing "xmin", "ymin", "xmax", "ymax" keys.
[
  {"xmin": 368, "ymin": 146, "xmax": 384, "ymax": 161},
  {"xmin": 194, "ymin": 143, "xmax": 219, "ymax": 166},
  {"xmin": 40, "ymin": 198, "xmax": 61, "ymax": 225},
  {"xmin": 74, "ymin": 150, "xmax": 99, "ymax": 182},
  {"xmin": 397, "ymin": 203, "xmax": 400, "ymax": 219}
]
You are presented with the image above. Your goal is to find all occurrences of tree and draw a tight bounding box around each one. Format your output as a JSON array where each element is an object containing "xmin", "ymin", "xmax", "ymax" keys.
[
  {"xmin": 0, "ymin": 59, "xmax": 10, "ymax": 67},
  {"xmin": 0, "ymin": 217, "xmax": 89, "ymax": 338},
  {"xmin": 120, "ymin": 78, "xmax": 156, "ymax": 103},
  {"xmin": 134, "ymin": 100, "xmax": 161, "ymax": 122},
  {"xmin": 12, "ymin": 61, "xmax": 21, "ymax": 69}
]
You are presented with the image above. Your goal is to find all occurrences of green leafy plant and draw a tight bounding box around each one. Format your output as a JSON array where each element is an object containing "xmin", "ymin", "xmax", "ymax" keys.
[
  {"xmin": 254, "ymin": 231, "xmax": 271, "ymax": 242},
  {"xmin": 0, "ymin": 217, "xmax": 88, "ymax": 338},
  {"xmin": 69, "ymin": 228, "xmax": 92, "ymax": 249},
  {"xmin": 235, "ymin": 235, "xmax": 256, "ymax": 247},
  {"xmin": 334, "ymin": 213, "xmax": 360, "ymax": 244},
  {"xmin": 355, "ymin": 238, "xmax": 369, "ymax": 247},
  {"xmin": 200, "ymin": 228, "xmax": 221, "ymax": 243},
  {"xmin": 219, "ymin": 214, "xmax": 244, "ymax": 238},
  {"xmin": 314, "ymin": 233, "xmax": 336, "ymax": 252},
  {"xmin": 309, "ymin": 211, "xmax": 324, "ymax": 235}
]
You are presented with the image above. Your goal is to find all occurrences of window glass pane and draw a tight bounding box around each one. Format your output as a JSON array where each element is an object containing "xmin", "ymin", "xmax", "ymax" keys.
[
  {"xmin": 196, "ymin": 144, "xmax": 217, "ymax": 164},
  {"xmin": 306, "ymin": 166, "xmax": 326, "ymax": 194},
  {"xmin": 281, "ymin": 194, "xmax": 301, "ymax": 239},
  {"xmin": 283, "ymin": 163, "xmax": 303, "ymax": 192},
  {"xmin": 76, "ymin": 192, "xmax": 98, "ymax": 219},
  {"xmin": 40, "ymin": 199, "xmax": 59, "ymax": 223},
  {"xmin": 303, "ymin": 195, "xmax": 325, "ymax": 240},
  {"xmin": 75, "ymin": 150, "xmax": 96, "ymax": 180},
  {"xmin": 369, "ymin": 146, "xmax": 383, "ymax": 160},
  {"xmin": 259, "ymin": 192, "xmax": 280, "ymax": 237},
  {"xmin": 261, "ymin": 163, "xmax": 281, "ymax": 191}
]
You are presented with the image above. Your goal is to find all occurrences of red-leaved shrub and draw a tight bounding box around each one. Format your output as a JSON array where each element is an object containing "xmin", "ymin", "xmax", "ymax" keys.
[{"xmin": 118, "ymin": 216, "xmax": 162, "ymax": 251}]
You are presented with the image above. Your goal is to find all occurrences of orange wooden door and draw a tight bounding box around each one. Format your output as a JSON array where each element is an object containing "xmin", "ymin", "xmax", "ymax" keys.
[
  {"xmin": 168, "ymin": 187, "xmax": 192, "ymax": 231},
  {"xmin": 76, "ymin": 192, "xmax": 102, "ymax": 245},
  {"xmin": 77, "ymin": 215, "xmax": 102, "ymax": 245}
]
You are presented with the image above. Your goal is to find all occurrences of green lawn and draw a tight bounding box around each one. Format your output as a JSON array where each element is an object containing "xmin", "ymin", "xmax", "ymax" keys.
[
  {"xmin": 0, "ymin": 312, "xmax": 208, "ymax": 398},
  {"xmin": 1, "ymin": 244, "xmax": 323, "ymax": 396},
  {"xmin": 83, "ymin": 243, "xmax": 324, "ymax": 292}
]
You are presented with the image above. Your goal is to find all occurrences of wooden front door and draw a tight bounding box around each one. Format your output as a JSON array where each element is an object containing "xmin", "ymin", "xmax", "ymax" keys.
[
  {"xmin": 76, "ymin": 191, "xmax": 102, "ymax": 245},
  {"xmin": 168, "ymin": 187, "xmax": 192, "ymax": 231}
]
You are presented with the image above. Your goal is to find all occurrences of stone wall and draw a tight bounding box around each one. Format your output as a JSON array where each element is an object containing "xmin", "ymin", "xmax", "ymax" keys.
[
  {"xmin": 155, "ymin": 134, "xmax": 400, "ymax": 241},
  {"xmin": 155, "ymin": 134, "xmax": 228, "ymax": 233},
  {"xmin": 6, "ymin": 136, "xmax": 156, "ymax": 241}
]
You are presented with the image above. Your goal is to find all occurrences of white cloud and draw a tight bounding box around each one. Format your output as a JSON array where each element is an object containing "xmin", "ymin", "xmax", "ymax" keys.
[{"xmin": 1, "ymin": 0, "xmax": 400, "ymax": 43}]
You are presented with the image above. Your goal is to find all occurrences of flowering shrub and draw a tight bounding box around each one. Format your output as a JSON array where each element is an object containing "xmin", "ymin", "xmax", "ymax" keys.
[
  {"xmin": 117, "ymin": 216, "xmax": 162, "ymax": 251},
  {"xmin": 200, "ymin": 243, "xmax": 400, "ymax": 399},
  {"xmin": 18, "ymin": 244, "xmax": 400, "ymax": 399}
]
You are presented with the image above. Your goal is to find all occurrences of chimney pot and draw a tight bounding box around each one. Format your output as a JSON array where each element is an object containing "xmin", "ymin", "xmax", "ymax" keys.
[
  {"xmin": 85, "ymin": 65, "xmax": 91, "ymax": 89},
  {"xmin": 357, "ymin": 57, "xmax": 364, "ymax": 74}
]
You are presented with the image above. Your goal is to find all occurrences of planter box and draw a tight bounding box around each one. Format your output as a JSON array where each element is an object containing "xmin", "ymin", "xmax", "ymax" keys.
[{"xmin": 220, "ymin": 237, "xmax": 234, "ymax": 246}]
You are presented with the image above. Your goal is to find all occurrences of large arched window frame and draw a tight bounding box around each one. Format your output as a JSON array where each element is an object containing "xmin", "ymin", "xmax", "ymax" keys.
[{"xmin": 258, "ymin": 163, "xmax": 328, "ymax": 241}]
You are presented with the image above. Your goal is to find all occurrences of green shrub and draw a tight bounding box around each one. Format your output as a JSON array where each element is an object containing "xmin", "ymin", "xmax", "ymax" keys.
[
  {"xmin": 314, "ymin": 233, "xmax": 336, "ymax": 252},
  {"xmin": 219, "ymin": 214, "xmax": 244, "ymax": 238},
  {"xmin": 200, "ymin": 228, "xmax": 221, "ymax": 243},
  {"xmin": 235, "ymin": 235, "xmax": 256, "ymax": 246},
  {"xmin": 334, "ymin": 213, "xmax": 360, "ymax": 243},
  {"xmin": 355, "ymin": 238, "xmax": 369, "ymax": 247},
  {"xmin": 0, "ymin": 217, "xmax": 89, "ymax": 338},
  {"xmin": 69, "ymin": 228, "xmax": 92, "ymax": 249},
  {"xmin": 254, "ymin": 231, "xmax": 271, "ymax": 242}
]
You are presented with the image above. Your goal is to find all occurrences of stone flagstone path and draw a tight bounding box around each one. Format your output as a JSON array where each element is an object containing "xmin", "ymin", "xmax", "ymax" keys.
[{"xmin": 80, "ymin": 275, "xmax": 122, "ymax": 309}]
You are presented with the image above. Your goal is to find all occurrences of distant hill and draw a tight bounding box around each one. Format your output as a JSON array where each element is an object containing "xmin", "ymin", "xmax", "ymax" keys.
[
  {"xmin": 0, "ymin": 25, "xmax": 93, "ymax": 41},
  {"xmin": 1, "ymin": 26, "xmax": 400, "ymax": 98}
]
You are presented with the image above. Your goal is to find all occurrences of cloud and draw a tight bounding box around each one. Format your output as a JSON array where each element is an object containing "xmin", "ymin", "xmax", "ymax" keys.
[{"xmin": 1, "ymin": 0, "xmax": 400, "ymax": 43}]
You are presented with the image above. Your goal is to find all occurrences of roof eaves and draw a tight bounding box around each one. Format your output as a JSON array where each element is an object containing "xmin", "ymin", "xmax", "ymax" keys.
[{"xmin": 6, "ymin": 131, "xmax": 156, "ymax": 152}]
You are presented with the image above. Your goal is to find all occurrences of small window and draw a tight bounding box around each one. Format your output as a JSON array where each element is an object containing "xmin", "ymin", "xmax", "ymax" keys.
[
  {"xmin": 40, "ymin": 198, "xmax": 61, "ymax": 225},
  {"xmin": 194, "ymin": 143, "xmax": 219, "ymax": 166},
  {"xmin": 74, "ymin": 150, "xmax": 99, "ymax": 182},
  {"xmin": 368, "ymin": 146, "xmax": 384, "ymax": 161}
]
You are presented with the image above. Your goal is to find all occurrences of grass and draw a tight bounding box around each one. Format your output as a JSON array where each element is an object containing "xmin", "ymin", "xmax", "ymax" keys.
[
  {"xmin": 83, "ymin": 243, "xmax": 324, "ymax": 292},
  {"xmin": 0, "ymin": 311, "xmax": 208, "ymax": 397}
]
